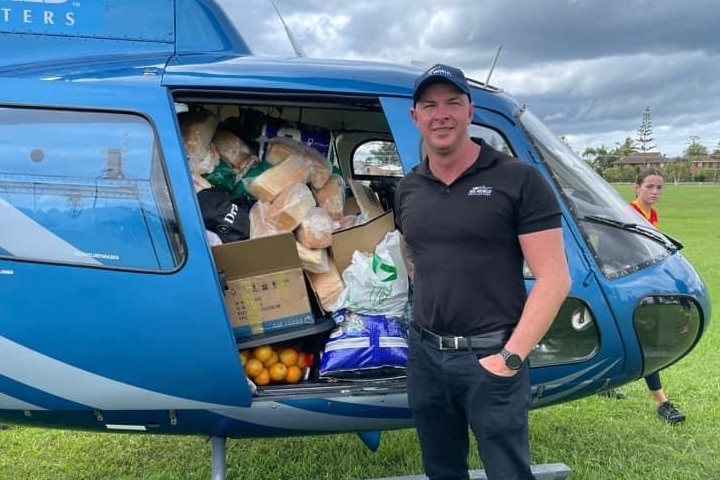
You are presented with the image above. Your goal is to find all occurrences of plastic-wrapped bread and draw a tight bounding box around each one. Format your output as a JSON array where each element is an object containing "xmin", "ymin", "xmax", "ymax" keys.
[
  {"xmin": 265, "ymin": 137, "xmax": 298, "ymax": 165},
  {"xmin": 295, "ymin": 207, "xmax": 333, "ymax": 249},
  {"xmin": 307, "ymin": 260, "xmax": 345, "ymax": 312},
  {"xmin": 213, "ymin": 130, "xmax": 258, "ymax": 178},
  {"xmin": 305, "ymin": 147, "xmax": 332, "ymax": 190},
  {"xmin": 189, "ymin": 142, "xmax": 220, "ymax": 176},
  {"xmin": 264, "ymin": 136, "xmax": 331, "ymax": 189},
  {"xmin": 266, "ymin": 182, "xmax": 317, "ymax": 232},
  {"xmin": 295, "ymin": 242, "xmax": 330, "ymax": 274},
  {"xmin": 245, "ymin": 154, "xmax": 312, "ymax": 202},
  {"xmin": 333, "ymin": 214, "xmax": 359, "ymax": 231},
  {"xmin": 314, "ymin": 174, "xmax": 346, "ymax": 220},
  {"xmin": 180, "ymin": 109, "xmax": 220, "ymax": 174},
  {"xmin": 192, "ymin": 173, "xmax": 212, "ymax": 193},
  {"xmin": 249, "ymin": 201, "xmax": 281, "ymax": 238}
]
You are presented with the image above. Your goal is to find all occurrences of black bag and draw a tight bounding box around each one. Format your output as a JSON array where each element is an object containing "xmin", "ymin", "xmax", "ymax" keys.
[{"xmin": 197, "ymin": 188, "xmax": 253, "ymax": 243}]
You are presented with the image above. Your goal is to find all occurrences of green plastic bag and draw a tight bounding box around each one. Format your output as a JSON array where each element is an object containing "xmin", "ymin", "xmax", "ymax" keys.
[{"xmin": 202, "ymin": 159, "xmax": 237, "ymax": 192}]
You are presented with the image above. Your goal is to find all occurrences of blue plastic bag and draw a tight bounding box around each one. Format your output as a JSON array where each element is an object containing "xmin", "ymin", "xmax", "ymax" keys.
[{"xmin": 319, "ymin": 309, "xmax": 407, "ymax": 380}]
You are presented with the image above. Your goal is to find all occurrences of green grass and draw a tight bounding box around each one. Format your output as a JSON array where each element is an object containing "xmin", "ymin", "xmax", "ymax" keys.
[{"xmin": 0, "ymin": 185, "xmax": 718, "ymax": 480}]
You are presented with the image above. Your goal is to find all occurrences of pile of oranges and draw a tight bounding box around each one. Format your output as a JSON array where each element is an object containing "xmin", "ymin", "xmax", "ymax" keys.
[{"xmin": 239, "ymin": 344, "xmax": 313, "ymax": 386}]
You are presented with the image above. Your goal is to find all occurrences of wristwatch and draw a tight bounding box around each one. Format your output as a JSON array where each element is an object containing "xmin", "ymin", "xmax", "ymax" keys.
[{"xmin": 500, "ymin": 348, "xmax": 523, "ymax": 370}]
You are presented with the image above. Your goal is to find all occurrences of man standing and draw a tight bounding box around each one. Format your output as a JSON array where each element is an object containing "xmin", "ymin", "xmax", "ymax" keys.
[{"xmin": 394, "ymin": 64, "xmax": 571, "ymax": 480}]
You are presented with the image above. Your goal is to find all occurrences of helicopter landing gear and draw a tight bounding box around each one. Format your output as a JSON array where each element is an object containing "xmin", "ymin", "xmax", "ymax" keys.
[{"xmin": 211, "ymin": 436, "xmax": 227, "ymax": 480}]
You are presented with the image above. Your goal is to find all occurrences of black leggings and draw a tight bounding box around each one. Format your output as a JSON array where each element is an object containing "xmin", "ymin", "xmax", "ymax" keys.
[{"xmin": 644, "ymin": 371, "xmax": 662, "ymax": 392}]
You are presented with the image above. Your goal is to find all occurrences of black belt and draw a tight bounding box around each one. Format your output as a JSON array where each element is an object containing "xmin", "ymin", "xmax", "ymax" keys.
[{"xmin": 411, "ymin": 322, "xmax": 510, "ymax": 350}]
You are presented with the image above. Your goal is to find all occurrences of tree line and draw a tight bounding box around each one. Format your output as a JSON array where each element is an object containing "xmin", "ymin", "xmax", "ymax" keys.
[{"xmin": 573, "ymin": 107, "xmax": 720, "ymax": 183}]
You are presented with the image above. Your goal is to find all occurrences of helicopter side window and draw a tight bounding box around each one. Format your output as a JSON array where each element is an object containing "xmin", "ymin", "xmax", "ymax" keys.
[
  {"xmin": 0, "ymin": 107, "xmax": 184, "ymax": 271},
  {"xmin": 529, "ymin": 297, "xmax": 599, "ymax": 366}
]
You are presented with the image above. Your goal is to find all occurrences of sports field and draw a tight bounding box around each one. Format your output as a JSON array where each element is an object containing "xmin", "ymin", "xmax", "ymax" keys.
[{"xmin": 0, "ymin": 184, "xmax": 717, "ymax": 480}]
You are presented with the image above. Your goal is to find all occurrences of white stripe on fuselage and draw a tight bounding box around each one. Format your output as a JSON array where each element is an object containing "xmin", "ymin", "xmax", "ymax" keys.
[{"xmin": 0, "ymin": 335, "xmax": 239, "ymax": 410}]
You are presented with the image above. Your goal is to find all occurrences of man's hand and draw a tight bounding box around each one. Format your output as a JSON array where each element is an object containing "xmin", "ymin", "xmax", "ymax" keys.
[{"xmin": 478, "ymin": 354, "xmax": 518, "ymax": 378}]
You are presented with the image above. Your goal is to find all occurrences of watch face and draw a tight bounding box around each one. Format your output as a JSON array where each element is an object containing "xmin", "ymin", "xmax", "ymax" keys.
[
  {"xmin": 502, "ymin": 349, "xmax": 523, "ymax": 370},
  {"xmin": 505, "ymin": 354, "xmax": 522, "ymax": 370}
]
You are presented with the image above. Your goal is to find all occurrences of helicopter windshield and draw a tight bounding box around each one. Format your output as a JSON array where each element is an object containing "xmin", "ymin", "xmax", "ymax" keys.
[{"xmin": 519, "ymin": 109, "xmax": 675, "ymax": 279}]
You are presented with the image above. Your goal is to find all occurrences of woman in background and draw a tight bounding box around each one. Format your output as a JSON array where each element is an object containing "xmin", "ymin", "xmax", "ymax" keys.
[{"xmin": 629, "ymin": 167, "xmax": 686, "ymax": 425}]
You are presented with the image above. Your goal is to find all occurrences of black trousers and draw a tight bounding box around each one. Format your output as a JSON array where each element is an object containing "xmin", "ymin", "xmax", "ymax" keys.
[
  {"xmin": 407, "ymin": 325, "xmax": 535, "ymax": 480},
  {"xmin": 644, "ymin": 371, "xmax": 662, "ymax": 391}
]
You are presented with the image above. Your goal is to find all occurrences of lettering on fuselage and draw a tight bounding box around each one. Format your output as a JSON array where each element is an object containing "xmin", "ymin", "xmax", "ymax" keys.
[{"xmin": 0, "ymin": 0, "xmax": 75, "ymax": 27}]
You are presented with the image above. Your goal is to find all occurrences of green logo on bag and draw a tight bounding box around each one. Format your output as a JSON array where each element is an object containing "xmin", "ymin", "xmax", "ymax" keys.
[{"xmin": 371, "ymin": 254, "xmax": 397, "ymax": 282}]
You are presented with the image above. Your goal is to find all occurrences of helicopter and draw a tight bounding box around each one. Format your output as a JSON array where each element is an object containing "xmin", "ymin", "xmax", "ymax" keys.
[{"xmin": 0, "ymin": 0, "xmax": 711, "ymax": 478}]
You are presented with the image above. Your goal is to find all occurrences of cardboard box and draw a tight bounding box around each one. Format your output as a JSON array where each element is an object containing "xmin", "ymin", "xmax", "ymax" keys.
[
  {"xmin": 330, "ymin": 210, "xmax": 396, "ymax": 273},
  {"xmin": 212, "ymin": 233, "xmax": 314, "ymax": 338}
]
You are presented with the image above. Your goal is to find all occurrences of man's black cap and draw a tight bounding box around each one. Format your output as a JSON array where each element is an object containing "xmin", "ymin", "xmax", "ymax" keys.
[{"xmin": 413, "ymin": 63, "xmax": 471, "ymax": 103}]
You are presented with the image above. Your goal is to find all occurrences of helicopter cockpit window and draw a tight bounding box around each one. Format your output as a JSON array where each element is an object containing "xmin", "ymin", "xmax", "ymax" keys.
[
  {"xmin": 415, "ymin": 124, "xmax": 514, "ymax": 166},
  {"xmin": 0, "ymin": 108, "xmax": 184, "ymax": 271},
  {"xmin": 352, "ymin": 141, "xmax": 403, "ymax": 178},
  {"xmin": 468, "ymin": 124, "xmax": 514, "ymax": 155},
  {"xmin": 529, "ymin": 297, "xmax": 599, "ymax": 366},
  {"xmin": 519, "ymin": 109, "xmax": 674, "ymax": 279}
]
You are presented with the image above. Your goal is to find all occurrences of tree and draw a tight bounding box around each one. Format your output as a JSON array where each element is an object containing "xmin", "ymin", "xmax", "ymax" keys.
[
  {"xmin": 367, "ymin": 141, "xmax": 399, "ymax": 166},
  {"xmin": 664, "ymin": 159, "xmax": 691, "ymax": 185},
  {"xmin": 635, "ymin": 106, "xmax": 656, "ymax": 153},
  {"xmin": 582, "ymin": 147, "xmax": 597, "ymax": 162},
  {"xmin": 613, "ymin": 137, "xmax": 637, "ymax": 157},
  {"xmin": 683, "ymin": 135, "xmax": 707, "ymax": 157}
]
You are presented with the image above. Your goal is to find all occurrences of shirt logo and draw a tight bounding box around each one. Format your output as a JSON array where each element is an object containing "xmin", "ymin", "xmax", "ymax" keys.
[{"xmin": 468, "ymin": 185, "xmax": 492, "ymax": 197}]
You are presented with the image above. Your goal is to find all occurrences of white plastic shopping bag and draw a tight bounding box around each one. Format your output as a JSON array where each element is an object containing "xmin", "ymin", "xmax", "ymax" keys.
[{"xmin": 336, "ymin": 230, "xmax": 409, "ymax": 318}]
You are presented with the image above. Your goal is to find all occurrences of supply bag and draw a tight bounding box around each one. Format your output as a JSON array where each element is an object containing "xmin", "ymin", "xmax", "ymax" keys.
[
  {"xmin": 336, "ymin": 230, "xmax": 409, "ymax": 318},
  {"xmin": 319, "ymin": 309, "xmax": 407, "ymax": 380}
]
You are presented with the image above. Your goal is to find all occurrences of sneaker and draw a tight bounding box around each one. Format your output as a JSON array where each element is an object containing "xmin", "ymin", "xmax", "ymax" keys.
[
  {"xmin": 658, "ymin": 401, "xmax": 686, "ymax": 424},
  {"xmin": 597, "ymin": 388, "xmax": 626, "ymax": 400}
]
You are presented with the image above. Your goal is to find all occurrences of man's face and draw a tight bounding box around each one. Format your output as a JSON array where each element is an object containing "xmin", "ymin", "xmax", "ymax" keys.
[{"xmin": 411, "ymin": 82, "xmax": 473, "ymax": 156}]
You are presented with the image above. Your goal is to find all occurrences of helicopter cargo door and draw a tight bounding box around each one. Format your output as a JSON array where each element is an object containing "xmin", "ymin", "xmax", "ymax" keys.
[
  {"xmin": 0, "ymin": 78, "xmax": 253, "ymax": 411},
  {"xmin": 378, "ymin": 97, "xmax": 422, "ymax": 173}
]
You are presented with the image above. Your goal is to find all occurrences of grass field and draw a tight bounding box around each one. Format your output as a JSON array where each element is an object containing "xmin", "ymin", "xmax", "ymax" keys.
[{"xmin": 0, "ymin": 184, "xmax": 718, "ymax": 480}]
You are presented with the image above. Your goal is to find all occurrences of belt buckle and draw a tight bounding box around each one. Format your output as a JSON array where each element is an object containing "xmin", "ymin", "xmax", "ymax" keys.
[{"xmin": 438, "ymin": 335, "xmax": 460, "ymax": 350}]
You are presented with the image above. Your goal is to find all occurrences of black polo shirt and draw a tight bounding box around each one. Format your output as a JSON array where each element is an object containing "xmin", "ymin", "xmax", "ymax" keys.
[{"xmin": 394, "ymin": 139, "xmax": 561, "ymax": 336}]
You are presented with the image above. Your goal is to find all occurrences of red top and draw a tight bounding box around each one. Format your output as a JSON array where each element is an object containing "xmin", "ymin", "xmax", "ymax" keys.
[{"xmin": 630, "ymin": 199, "xmax": 658, "ymax": 227}]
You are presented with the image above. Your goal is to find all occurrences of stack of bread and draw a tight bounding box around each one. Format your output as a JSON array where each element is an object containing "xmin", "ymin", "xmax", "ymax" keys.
[
  {"xmin": 245, "ymin": 136, "xmax": 346, "ymax": 312},
  {"xmin": 180, "ymin": 108, "xmax": 259, "ymax": 193}
]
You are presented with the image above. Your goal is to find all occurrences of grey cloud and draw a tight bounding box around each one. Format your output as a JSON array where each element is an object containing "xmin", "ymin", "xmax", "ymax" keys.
[{"xmin": 217, "ymin": 0, "xmax": 720, "ymax": 156}]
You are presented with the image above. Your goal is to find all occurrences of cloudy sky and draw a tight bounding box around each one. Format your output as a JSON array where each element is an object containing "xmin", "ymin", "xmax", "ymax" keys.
[{"xmin": 221, "ymin": 0, "xmax": 719, "ymax": 158}]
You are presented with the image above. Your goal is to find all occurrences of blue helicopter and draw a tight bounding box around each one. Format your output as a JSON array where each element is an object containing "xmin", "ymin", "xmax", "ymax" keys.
[{"xmin": 0, "ymin": 0, "xmax": 711, "ymax": 478}]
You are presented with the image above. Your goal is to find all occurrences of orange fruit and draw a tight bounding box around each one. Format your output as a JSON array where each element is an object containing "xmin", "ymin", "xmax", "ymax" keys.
[
  {"xmin": 269, "ymin": 363, "xmax": 287, "ymax": 382},
  {"xmin": 279, "ymin": 347, "xmax": 299, "ymax": 366},
  {"xmin": 244, "ymin": 358, "xmax": 264, "ymax": 379},
  {"xmin": 285, "ymin": 365, "xmax": 303, "ymax": 384},
  {"xmin": 253, "ymin": 345, "xmax": 274, "ymax": 364},
  {"xmin": 254, "ymin": 368, "xmax": 270, "ymax": 386},
  {"xmin": 263, "ymin": 350, "xmax": 279, "ymax": 367}
]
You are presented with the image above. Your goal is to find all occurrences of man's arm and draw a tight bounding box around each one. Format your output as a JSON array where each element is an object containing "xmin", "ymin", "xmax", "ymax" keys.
[
  {"xmin": 480, "ymin": 227, "xmax": 571, "ymax": 375},
  {"xmin": 399, "ymin": 234, "xmax": 415, "ymax": 281}
]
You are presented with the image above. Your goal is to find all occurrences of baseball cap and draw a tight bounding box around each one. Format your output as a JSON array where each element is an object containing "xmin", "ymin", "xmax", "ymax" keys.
[{"xmin": 413, "ymin": 63, "xmax": 471, "ymax": 103}]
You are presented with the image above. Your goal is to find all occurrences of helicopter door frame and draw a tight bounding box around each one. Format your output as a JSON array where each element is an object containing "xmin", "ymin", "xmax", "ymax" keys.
[{"xmin": 0, "ymin": 78, "xmax": 253, "ymax": 410}]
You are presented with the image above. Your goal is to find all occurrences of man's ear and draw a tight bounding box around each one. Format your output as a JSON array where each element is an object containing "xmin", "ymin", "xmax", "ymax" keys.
[{"xmin": 410, "ymin": 107, "xmax": 419, "ymax": 126}]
